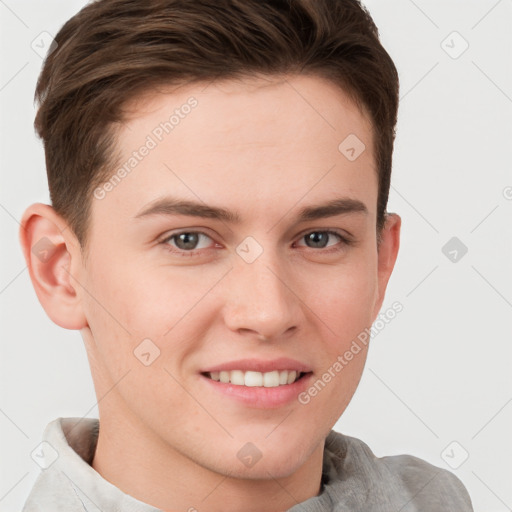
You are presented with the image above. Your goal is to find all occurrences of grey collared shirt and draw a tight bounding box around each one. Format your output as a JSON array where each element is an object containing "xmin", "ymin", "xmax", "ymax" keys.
[{"xmin": 22, "ymin": 417, "xmax": 473, "ymax": 511}]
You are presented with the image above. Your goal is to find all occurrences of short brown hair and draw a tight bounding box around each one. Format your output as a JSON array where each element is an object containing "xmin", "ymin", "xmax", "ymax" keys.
[{"xmin": 34, "ymin": 0, "xmax": 399, "ymax": 248}]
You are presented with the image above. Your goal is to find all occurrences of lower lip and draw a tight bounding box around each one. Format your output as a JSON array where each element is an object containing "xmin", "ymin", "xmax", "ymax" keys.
[{"xmin": 200, "ymin": 373, "xmax": 313, "ymax": 409}]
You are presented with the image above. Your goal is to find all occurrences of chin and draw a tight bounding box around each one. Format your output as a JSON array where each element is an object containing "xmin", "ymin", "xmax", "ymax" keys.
[
  {"xmin": 230, "ymin": 434, "xmax": 316, "ymax": 480},
  {"xmin": 219, "ymin": 451, "xmax": 306, "ymax": 480}
]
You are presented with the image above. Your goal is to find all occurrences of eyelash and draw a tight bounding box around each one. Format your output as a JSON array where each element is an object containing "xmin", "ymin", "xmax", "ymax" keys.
[{"xmin": 159, "ymin": 229, "xmax": 354, "ymax": 257}]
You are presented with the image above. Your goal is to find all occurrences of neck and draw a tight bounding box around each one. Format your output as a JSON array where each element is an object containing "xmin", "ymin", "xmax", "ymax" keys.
[{"xmin": 91, "ymin": 406, "xmax": 324, "ymax": 512}]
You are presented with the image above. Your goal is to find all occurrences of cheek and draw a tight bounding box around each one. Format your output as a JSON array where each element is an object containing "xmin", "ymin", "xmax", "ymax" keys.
[
  {"xmin": 81, "ymin": 258, "xmax": 223, "ymax": 377},
  {"xmin": 115, "ymin": 261, "xmax": 225, "ymax": 325},
  {"xmin": 84, "ymin": 256, "xmax": 189, "ymax": 332},
  {"xmin": 80, "ymin": 269, "xmax": 194, "ymax": 411},
  {"xmin": 299, "ymin": 254, "xmax": 378, "ymax": 338},
  {"xmin": 79, "ymin": 256, "xmax": 154, "ymax": 371}
]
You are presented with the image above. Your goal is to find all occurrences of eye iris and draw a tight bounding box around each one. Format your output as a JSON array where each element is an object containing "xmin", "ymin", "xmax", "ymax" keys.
[
  {"xmin": 175, "ymin": 232, "xmax": 199, "ymax": 250},
  {"xmin": 306, "ymin": 232, "xmax": 329, "ymax": 249},
  {"xmin": 169, "ymin": 232, "xmax": 337, "ymax": 252}
]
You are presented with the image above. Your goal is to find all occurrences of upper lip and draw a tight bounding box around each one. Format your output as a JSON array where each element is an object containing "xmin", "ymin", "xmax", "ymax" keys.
[{"xmin": 201, "ymin": 357, "xmax": 312, "ymax": 374}]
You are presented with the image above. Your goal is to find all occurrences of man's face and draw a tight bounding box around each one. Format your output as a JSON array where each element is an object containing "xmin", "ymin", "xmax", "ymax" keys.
[{"xmin": 78, "ymin": 74, "xmax": 393, "ymax": 479}]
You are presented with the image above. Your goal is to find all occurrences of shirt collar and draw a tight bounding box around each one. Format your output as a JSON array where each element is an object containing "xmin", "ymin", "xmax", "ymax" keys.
[
  {"xmin": 33, "ymin": 417, "xmax": 161, "ymax": 511},
  {"xmin": 25, "ymin": 416, "xmax": 398, "ymax": 512}
]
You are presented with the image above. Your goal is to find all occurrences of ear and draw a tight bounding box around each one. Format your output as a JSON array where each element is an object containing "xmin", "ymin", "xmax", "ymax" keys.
[
  {"xmin": 372, "ymin": 213, "xmax": 401, "ymax": 320},
  {"xmin": 19, "ymin": 203, "xmax": 88, "ymax": 330}
]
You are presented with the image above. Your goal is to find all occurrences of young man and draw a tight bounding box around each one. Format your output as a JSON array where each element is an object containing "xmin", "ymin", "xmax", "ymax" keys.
[{"xmin": 19, "ymin": 0, "xmax": 473, "ymax": 510}]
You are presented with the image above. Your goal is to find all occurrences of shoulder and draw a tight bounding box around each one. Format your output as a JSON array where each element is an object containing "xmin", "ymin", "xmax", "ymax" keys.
[
  {"xmin": 323, "ymin": 430, "xmax": 474, "ymax": 511},
  {"xmin": 379, "ymin": 451, "xmax": 473, "ymax": 510}
]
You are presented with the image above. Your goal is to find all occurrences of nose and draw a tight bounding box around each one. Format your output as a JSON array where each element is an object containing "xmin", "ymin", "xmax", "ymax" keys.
[{"xmin": 222, "ymin": 250, "xmax": 302, "ymax": 341}]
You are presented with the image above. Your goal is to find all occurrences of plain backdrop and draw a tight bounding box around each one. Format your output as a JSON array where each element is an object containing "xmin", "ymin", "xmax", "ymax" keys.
[{"xmin": 1, "ymin": 1, "xmax": 511, "ymax": 511}]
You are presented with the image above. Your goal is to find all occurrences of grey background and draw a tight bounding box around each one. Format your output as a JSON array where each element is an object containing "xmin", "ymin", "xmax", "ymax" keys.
[{"xmin": 1, "ymin": 0, "xmax": 511, "ymax": 510}]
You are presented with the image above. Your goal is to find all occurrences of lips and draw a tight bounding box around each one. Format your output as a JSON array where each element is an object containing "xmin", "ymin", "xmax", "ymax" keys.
[
  {"xmin": 200, "ymin": 366, "xmax": 314, "ymax": 409},
  {"xmin": 201, "ymin": 357, "xmax": 312, "ymax": 374},
  {"xmin": 200, "ymin": 357, "xmax": 313, "ymax": 390}
]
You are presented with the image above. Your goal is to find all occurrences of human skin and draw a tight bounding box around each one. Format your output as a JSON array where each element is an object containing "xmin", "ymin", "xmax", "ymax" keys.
[{"xmin": 20, "ymin": 74, "xmax": 400, "ymax": 512}]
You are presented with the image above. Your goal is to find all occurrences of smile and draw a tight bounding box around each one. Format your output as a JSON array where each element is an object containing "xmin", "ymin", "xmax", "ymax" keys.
[{"xmin": 205, "ymin": 370, "xmax": 305, "ymax": 387}]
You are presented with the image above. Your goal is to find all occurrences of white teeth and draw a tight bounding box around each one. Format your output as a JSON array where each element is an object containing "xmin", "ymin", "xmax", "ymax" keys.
[
  {"xmin": 208, "ymin": 369, "xmax": 302, "ymax": 387},
  {"xmin": 244, "ymin": 371, "xmax": 263, "ymax": 387},
  {"xmin": 287, "ymin": 370, "xmax": 297, "ymax": 385},
  {"xmin": 263, "ymin": 370, "xmax": 280, "ymax": 388},
  {"xmin": 231, "ymin": 370, "xmax": 245, "ymax": 385}
]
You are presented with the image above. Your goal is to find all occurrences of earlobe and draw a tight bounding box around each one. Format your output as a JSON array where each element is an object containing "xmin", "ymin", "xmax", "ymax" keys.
[
  {"xmin": 372, "ymin": 213, "xmax": 401, "ymax": 320},
  {"xmin": 19, "ymin": 203, "xmax": 88, "ymax": 330}
]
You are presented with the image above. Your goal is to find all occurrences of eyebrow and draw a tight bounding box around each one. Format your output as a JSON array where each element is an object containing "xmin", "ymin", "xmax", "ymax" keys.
[{"xmin": 134, "ymin": 196, "xmax": 368, "ymax": 223}]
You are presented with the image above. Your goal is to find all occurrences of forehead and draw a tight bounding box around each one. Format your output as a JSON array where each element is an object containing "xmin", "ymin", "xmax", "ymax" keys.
[
  {"xmin": 121, "ymin": 74, "xmax": 372, "ymax": 148},
  {"xmin": 93, "ymin": 74, "xmax": 377, "ymax": 227}
]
